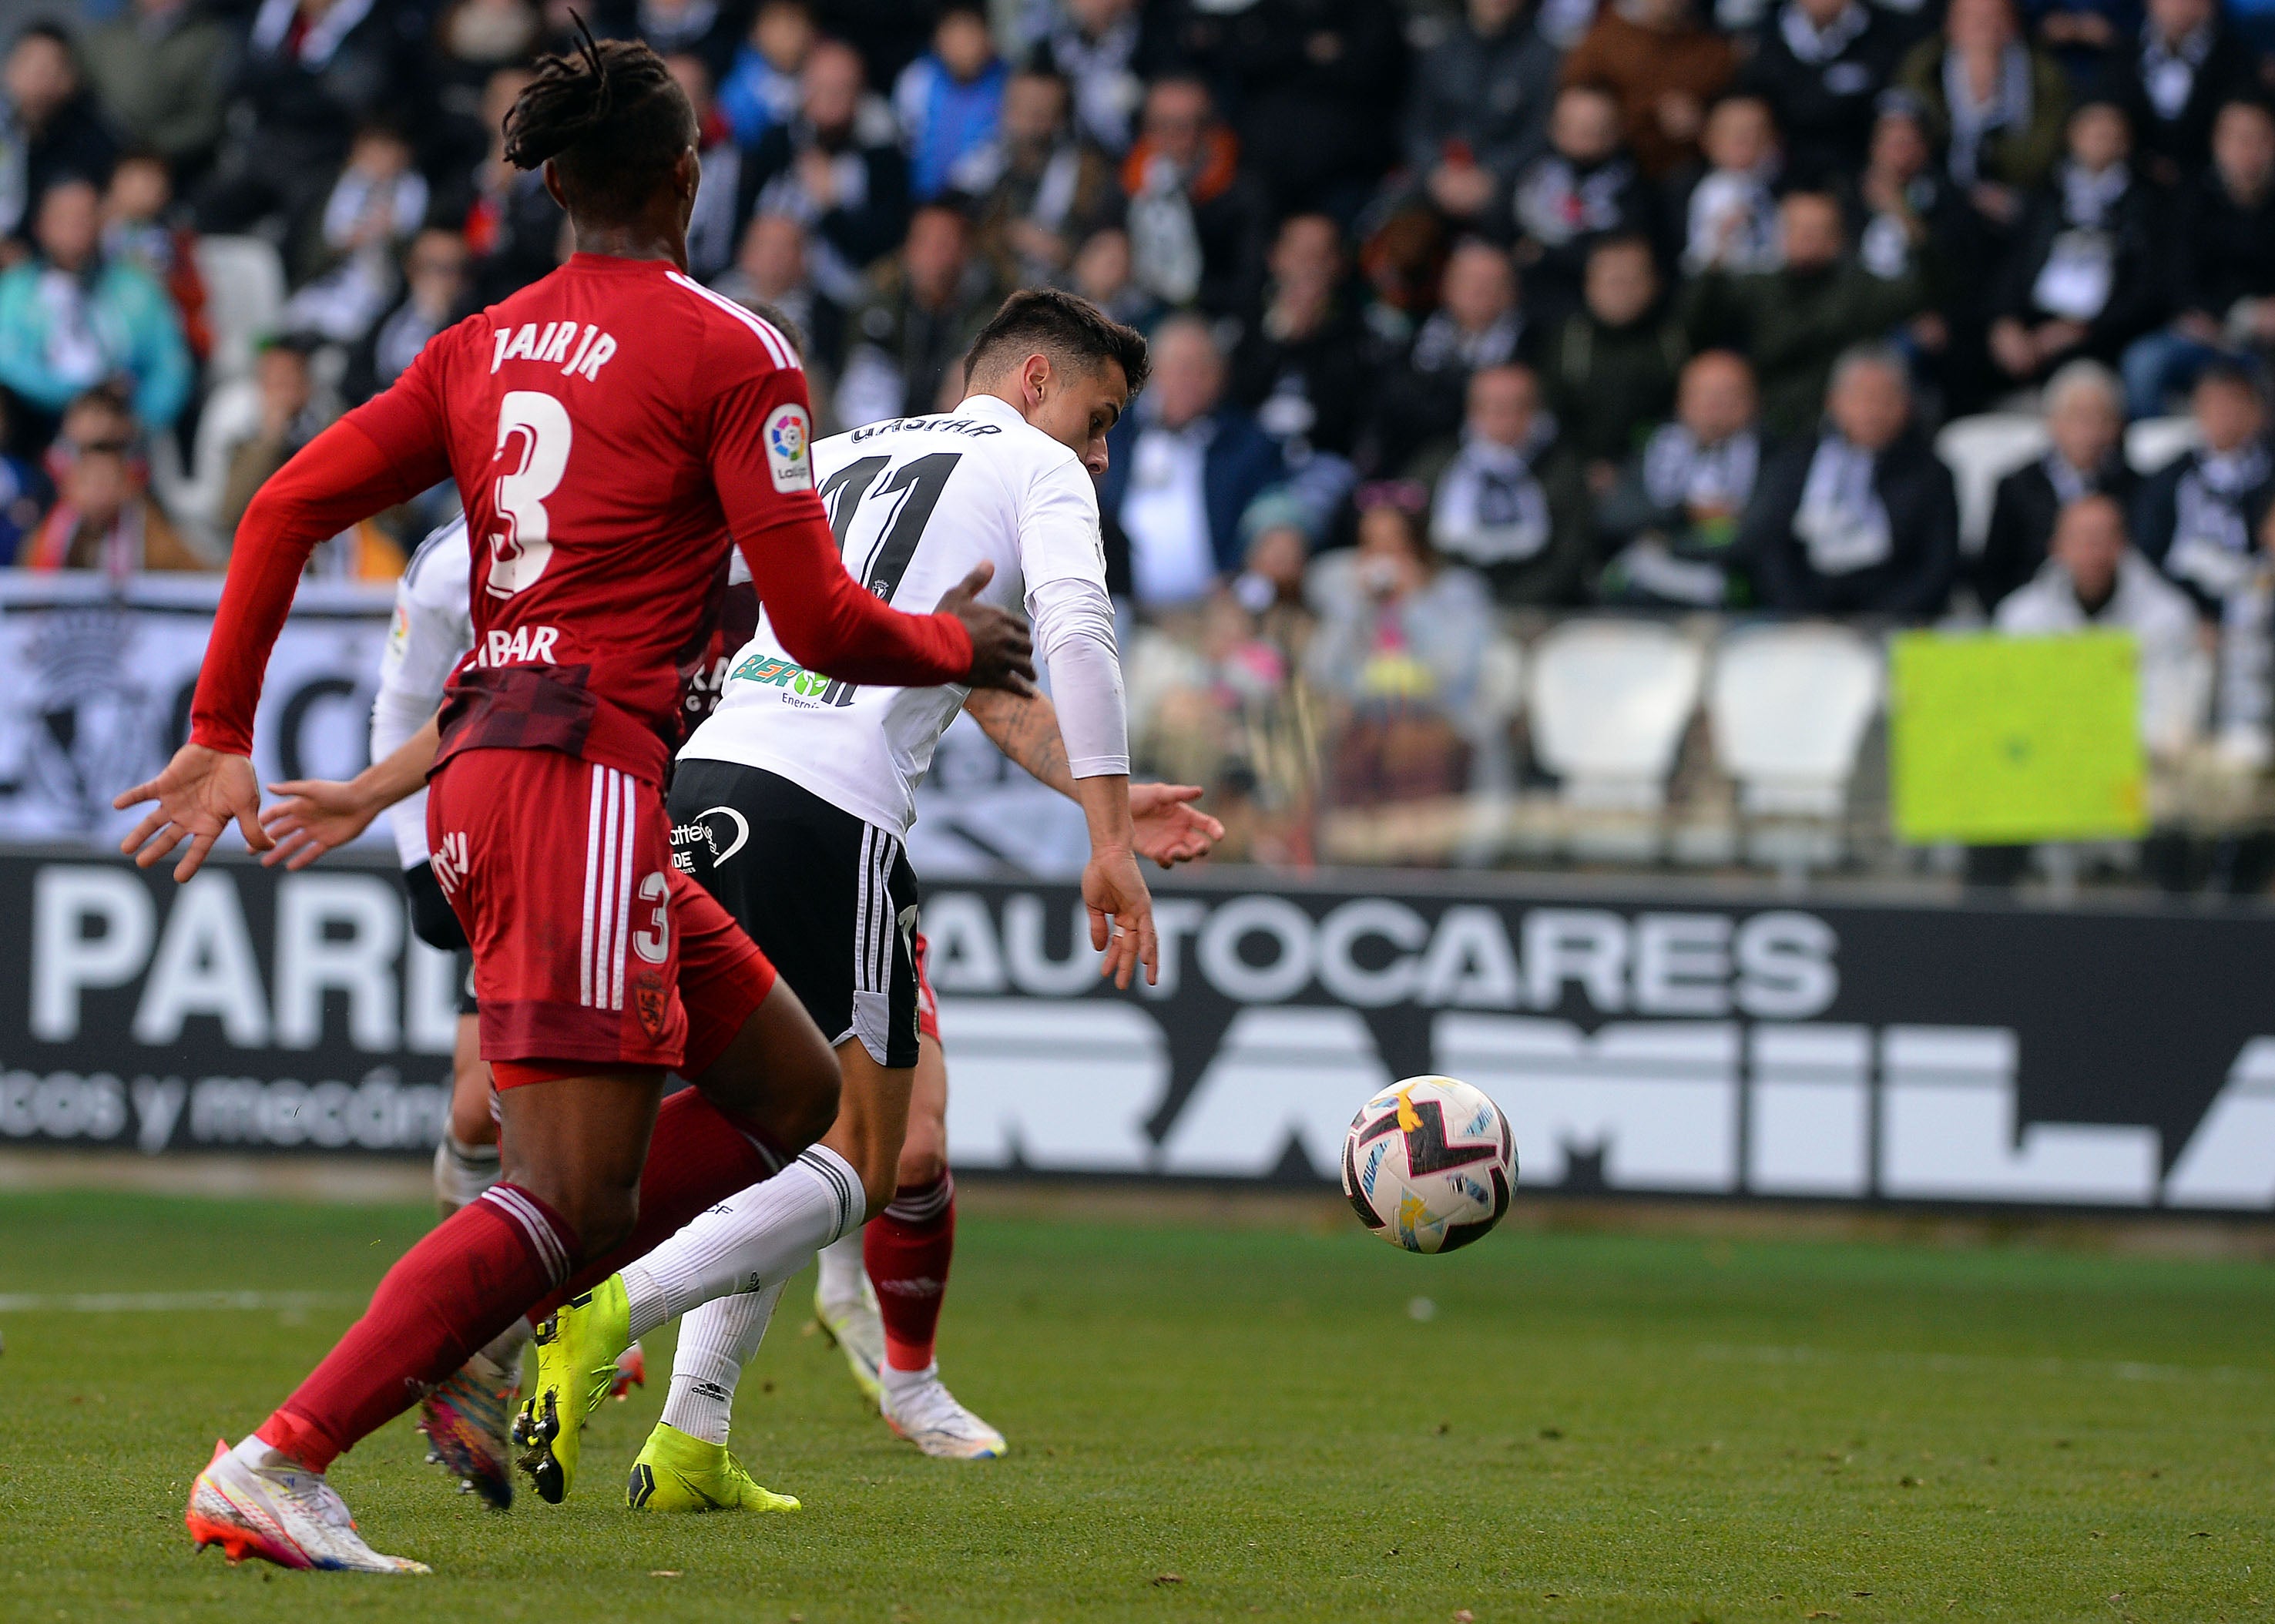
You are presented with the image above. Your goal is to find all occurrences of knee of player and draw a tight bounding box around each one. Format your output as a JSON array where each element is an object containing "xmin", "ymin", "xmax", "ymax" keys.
[
  {"xmin": 552, "ymin": 1183, "xmax": 640, "ymax": 1260},
  {"xmin": 784, "ymin": 1053, "xmax": 842, "ymax": 1148},
  {"xmin": 895, "ymin": 1139, "xmax": 945, "ymax": 1191}
]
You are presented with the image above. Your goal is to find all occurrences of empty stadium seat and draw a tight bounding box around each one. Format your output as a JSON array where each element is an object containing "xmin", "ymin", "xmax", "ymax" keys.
[
  {"xmin": 193, "ymin": 236, "xmax": 287, "ymax": 384},
  {"xmin": 1934, "ymin": 414, "xmax": 2048, "ymax": 553},
  {"xmin": 163, "ymin": 376, "xmax": 262, "ymax": 555},
  {"xmin": 1707, "ymin": 625, "xmax": 1883, "ymax": 858},
  {"xmin": 2125, "ymin": 415, "xmax": 2202, "ymax": 475},
  {"xmin": 1527, "ymin": 619, "xmax": 1704, "ymax": 857}
]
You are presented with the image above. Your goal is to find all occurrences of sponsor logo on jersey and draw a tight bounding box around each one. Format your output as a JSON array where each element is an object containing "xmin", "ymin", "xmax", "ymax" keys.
[
  {"xmin": 730, "ymin": 650, "xmax": 833, "ymax": 697},
  {"xmin": 474, "ymin": 625, "xmax": 560, "ymax": 667},
  {"xmin": 764, "ymin": 404, "xmax": 813, "ymax": 492}
]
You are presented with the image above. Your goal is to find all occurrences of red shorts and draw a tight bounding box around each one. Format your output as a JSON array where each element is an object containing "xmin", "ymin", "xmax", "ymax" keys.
[
  {"xmin": 428, "ymin": 748, "xmax": 776, "ymax": 1079},
  {"xmin": 913, "ymin": 931, "xmax": 938, "ymax": 1043}
]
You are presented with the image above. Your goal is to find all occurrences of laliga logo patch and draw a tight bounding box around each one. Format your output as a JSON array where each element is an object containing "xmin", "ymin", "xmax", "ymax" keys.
[{"xmin": 764, "ymin": 404, "xmax": 811, "ymax": 492}]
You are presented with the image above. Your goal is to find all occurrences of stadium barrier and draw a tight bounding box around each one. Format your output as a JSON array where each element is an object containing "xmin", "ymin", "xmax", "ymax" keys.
[{"xmin": 6, "ymin": 851, "xmax": 2275, "ymax": 1216}]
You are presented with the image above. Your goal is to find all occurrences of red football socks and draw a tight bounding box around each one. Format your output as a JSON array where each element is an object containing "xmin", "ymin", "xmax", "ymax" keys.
[
  {"xmin": 866, "ymin": 1170, "xmax": 956, "ymax": 1372},
  {"xmin": 531, "ymin": 1089, "xmax": 789, "ymax": 1319},
  {"xmin": 257, "ymin": 1183, "xmax": 577, "ymax": 1473}
]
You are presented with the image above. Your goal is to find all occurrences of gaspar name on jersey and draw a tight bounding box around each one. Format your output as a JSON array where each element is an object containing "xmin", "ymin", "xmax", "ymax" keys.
[{"xmin": 847, "ymin": 416, "xmax": 1005, "ymax": 442}]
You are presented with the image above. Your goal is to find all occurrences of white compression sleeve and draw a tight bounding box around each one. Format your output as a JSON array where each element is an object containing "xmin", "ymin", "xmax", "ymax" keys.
[
  {"xmin": 660, "ymin": 1280, "xmax": 785, "ymax": 1446},
  {"xmin": 619, "ymin": 1146, "xmax": 864, "ymax": 1341},
  {"xmin": 1026, "ymin": 573, "xmax": 1129, "ymax": 779}
]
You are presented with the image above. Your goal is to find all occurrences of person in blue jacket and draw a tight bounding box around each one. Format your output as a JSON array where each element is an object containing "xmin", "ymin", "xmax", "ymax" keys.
[
  {"xmin": 1099, "ymin": 314, "xmax": 1284, "ymax": 612},
  {"xmin": 0, "ymin": 175, "xmax": 191, "ymax": 445}
]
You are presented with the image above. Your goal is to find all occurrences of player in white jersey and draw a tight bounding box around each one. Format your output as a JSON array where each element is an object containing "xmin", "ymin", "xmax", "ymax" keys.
[{"xmin": 515, "ymin": 289, "xmax": 1193, "ymax": 1508}]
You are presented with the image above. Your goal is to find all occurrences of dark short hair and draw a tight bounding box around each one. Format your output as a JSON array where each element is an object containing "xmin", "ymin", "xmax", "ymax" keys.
[
  {"xmin": 502, "ymin": 18, "xmax": 696, "ymax": 224},
  {"xmin": 2196, "ymin": 357, "xmax": 2263, "ymax": 398},
  {"xmin": 743, "ymin": 300, "xmax": 807, "ymax": 362},
  {"xmin": 963, "ymin": 287, "xmax": 1150, "ymax": 399}
]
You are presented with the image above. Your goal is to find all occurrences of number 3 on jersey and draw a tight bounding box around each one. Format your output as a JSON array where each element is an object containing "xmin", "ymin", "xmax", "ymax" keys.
[{"xmin": 485, "ymin": 391, "xmax": 572, "ymax": 599}]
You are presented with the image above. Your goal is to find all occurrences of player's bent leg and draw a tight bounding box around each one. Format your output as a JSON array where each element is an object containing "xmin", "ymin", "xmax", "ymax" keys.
[
  {"xmin": 526, "ymin": 1037, "xmax": 905, "ymax": 1501},
  {"xmin": 420, "ymin": 1007, "xmax": 526, "ymax": 1506},
  {"xmin": 487, "ymin": 1067, "xmax": 663, "ymax": 1507},
  {"xmin": 814, "ymin": 1035, "xmax": 931, "ymax": 1404},
  {"xmin": 871, "ymin": 1036, "xmax": 1005, "ymax": 1460}
]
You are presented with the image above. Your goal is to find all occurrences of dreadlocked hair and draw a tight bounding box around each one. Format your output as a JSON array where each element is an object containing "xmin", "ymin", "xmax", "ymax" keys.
[{"xmin": 502, "ymin": 14, "xmax": 695, "ymax": 220}]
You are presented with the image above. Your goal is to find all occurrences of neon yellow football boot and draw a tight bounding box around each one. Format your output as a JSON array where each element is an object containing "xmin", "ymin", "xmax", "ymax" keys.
[
  {"xmin": 512, "ymin": 1274, "xmax": 630, "ymax": 1504},
  {"xmin": 626, "ymin": 1422, "xmax": 800, "ymax": 1514}
]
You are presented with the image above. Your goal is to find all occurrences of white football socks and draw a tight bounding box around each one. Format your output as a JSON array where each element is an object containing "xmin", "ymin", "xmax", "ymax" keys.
[
  {"xmin": 431, "ymin": 1132, "xmax": 502, "ymax": 1213},
  {"xmin": 815, "ymin": 1230, "xmax": 868, "ymax": 1313},
  {"xmin": 619, "ymin": 1146, "xmax": 864, "ymax": 1342},
  {"xmin": 659, "ymin": 1280, "xmax": 783, "ymax": 1445}
]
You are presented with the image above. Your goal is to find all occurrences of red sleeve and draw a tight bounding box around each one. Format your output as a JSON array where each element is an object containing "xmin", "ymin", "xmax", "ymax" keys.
[
  {"xmin": 706, "ymin": 348, "xmax": 972, "ymax": 686},
  {"xmin": 189, "ymin": 358, "xmax": 455, "ymax": 756}
]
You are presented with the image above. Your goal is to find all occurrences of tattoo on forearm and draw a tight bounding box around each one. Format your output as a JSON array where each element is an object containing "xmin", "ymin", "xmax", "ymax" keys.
[{"xmin": 972, "ymin": 691, "xmax": 1072, "ymax": 794}]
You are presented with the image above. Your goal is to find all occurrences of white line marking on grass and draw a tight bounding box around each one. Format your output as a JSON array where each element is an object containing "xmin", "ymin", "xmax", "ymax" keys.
[
  {"xmin": 0, "ymin": 1290, "xmax": 360, "ymax": 1314},
  {"xmin": 1694, "ymin": 1342, "xmax": 2273, "ymax": 1385}
]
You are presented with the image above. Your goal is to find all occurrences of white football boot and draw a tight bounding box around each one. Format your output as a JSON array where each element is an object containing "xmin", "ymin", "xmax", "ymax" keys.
[
  {"xmin": 879, "ymin": 1365, "xmax": 1007, "ymax": 1460},
  {"xmin": 814, "ymin": 1273, "xmax": 886, "ymax": 1406},
  {"xmin": 186, "ymin": 1438, "xmax": 431, "ymax": 1573}
]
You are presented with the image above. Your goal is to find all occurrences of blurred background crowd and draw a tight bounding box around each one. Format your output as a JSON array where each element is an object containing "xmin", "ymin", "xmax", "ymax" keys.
[{"xmin": 8, "ymin": 0, "xmax": 2275, "ymax": 883}]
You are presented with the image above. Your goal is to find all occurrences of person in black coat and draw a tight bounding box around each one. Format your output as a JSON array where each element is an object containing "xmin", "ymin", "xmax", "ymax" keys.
[
  {"xmin": 2100, "ymin": 0, "xmax": 2260, "ymax": 187},
  {"xmin": 2135, "ymin": 361, "xmax": 2275, "ymax": 618},
  {"xmin": 2119, "ymin": 99, "xmax": 2275, "ymax": 416},
  {"xmin": 1403, "ymin": 0, "xmax": 1562, "ymax": 226},
  {"xmin": 196, "ymin": 0, "xmax": 419, "ymax": 247},
  {"xmin": 1977, "ymin": 358, "xmax": 2138, "ymax": 606},
  {"xmin": 1743, "ymin": 343, "xmax": 1958, "ymax": 616},
  {"xmin": 1227, "ymin": 213, "xmax": 1378, "ymax": 464},
  {"xmin": 742, "ymin": 39, "xmax": 911, "ymax": 303},
  {"xmin": 1985, "ymin": 98, "xmax": 2166, "ymax": 386},
  {"xmin": 1740, "ymin": 0, "xmax": 1903, "ymax": 186},
  {"xmin": 1504, "ymin": 83, "xmax": 1653, "ymax": 328},
  {"xmin": 0, "ymin": 25, "xmax": 118, "ymax": 244}
]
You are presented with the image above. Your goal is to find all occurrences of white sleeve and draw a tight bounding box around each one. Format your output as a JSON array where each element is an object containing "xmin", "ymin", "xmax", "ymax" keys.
[
  {"xmin": 374, "ymin": 520, "xmax": 475, "ymax": 866},
  {"xmin": 1020, "ymin": 459, "xmax": 1129, "ymax": 779}
]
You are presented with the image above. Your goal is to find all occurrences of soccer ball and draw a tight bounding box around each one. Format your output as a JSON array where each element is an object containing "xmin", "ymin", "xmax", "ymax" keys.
[{"xmin": 1341, "ymin": 1076, "xmax": 1515, "ymax": 1253}]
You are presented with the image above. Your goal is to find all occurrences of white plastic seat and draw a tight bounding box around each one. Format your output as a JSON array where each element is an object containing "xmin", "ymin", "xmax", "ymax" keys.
[
  {"xmin": 193, "ymin": 236, "xmax": 287, "ymax": 384},
  {"xmin": 1708, "ymin": 622, "xmax": 1883, "ymax": 820},
  {"xmin": 1934, "ymin": 414, "xmax": 2049, "ymax": 554},
  {"xmin": 1526, "ymin": 619, "xmax": 1703, "ymax": 823},
  {"xmin": 2126, "ymin": 414, "xmax": 2202, "ymax": 475},
  {"xmin": 163, "ymin": 376, "xmax": 262, "ymax": 552}
]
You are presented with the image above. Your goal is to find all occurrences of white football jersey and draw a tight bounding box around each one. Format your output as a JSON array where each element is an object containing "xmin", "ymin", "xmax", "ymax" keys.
[
  {"xmin": 683, "ymin": 394, "xmax": 1116, "ymax": 837},
  {"xmin": 375, "ymin": 517, "xmax": 473, "ymax": 867}
]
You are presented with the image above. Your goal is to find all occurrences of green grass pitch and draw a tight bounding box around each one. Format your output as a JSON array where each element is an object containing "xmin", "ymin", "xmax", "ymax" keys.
[{"xmin": 3, "ymin": 1189, "xmax": 2274, "ymax": 1622}]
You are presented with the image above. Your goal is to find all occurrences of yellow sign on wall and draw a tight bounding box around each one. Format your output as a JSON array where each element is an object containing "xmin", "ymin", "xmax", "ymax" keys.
[{"xmin": 1889, "ymin": 630, "xmax": 2146, "ymax": 844}]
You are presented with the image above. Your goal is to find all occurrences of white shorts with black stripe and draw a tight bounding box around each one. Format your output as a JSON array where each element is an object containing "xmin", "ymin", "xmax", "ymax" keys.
[{"xmin": 666, "ymin": 760, "xmax": 921, "ymax": 1069}]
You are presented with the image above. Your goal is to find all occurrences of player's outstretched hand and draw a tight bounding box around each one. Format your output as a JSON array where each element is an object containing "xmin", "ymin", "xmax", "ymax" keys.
[
  {"xmin": 259, "ymin": 777, "xmax": 383, "ymax": 871},
  {"xmin": 938, "ymin": 562, "xmax": 1035, "ymax": 695},
  {"xmin": 1129, "ymin": 783, "xmax": 1224, "ymax": 869},
  {"xmin": 1083, "ymin": 844, "xmax": 1159, "ymax": 990},
  {"xmin": 113, "ymin": 743, "xmax": 270, "ymax": 882}
]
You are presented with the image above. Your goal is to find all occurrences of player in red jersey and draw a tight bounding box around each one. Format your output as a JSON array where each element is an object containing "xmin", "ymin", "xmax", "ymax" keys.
[{"xmin": 123, "ymin": 29, "xmax": 1049, "ymax": 1575}]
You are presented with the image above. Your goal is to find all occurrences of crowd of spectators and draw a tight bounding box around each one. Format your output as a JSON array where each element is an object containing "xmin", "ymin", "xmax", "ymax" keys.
[{"xmin": 8, "ymin": 0, "xmax": 2275, "ymax": 858}]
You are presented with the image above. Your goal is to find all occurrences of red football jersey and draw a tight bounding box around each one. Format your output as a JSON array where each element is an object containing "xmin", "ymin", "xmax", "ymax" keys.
[{"xmin": 190, "ymin": 253, "xmax": 968, "ymax": 781}]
